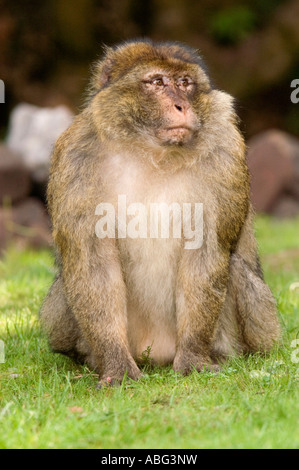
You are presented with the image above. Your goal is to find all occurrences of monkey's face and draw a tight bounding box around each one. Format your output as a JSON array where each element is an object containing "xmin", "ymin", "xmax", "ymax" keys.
[
  {"xmin": 140, "ymin": 68, "xmax": 202, "ymax": 145},
  {"xmin": 90, "ymin": 42, "xmax": 212, "ymax": 150}
]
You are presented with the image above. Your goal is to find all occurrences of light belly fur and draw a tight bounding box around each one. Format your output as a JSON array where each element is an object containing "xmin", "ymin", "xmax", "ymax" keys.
[{"xmin": 119, "ymin": 237, "xmax": 180, "ymax": 365}]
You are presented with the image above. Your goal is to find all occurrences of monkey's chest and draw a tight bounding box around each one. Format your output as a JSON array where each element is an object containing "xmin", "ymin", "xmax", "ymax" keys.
[
  {"xmin": 119, "ymin": 236, "xmax": 181, "ymax": 365},
  {"xmin": 114, "ymin": 167, "xmax": 186, "ymax": 317}
]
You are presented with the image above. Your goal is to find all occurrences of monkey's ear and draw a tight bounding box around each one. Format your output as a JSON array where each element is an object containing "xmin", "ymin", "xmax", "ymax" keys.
[
  {"xmin": 90, "ymin": 47, "xmax": 115, "ymax": 92},
  {"xmin": 99, "ymin": 58, "xmax": 113, "ymax": 88},
  {"xmin": 97, "ymin": 50, "xmax": 115, "ymax": 89}
]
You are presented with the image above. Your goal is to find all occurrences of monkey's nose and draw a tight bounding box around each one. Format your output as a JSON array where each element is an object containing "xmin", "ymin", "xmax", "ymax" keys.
[
  {"xmin": 174, "ymin": 103, "xmax": 191, "ymax": 119},
  {"xmin": 175, "ymin": 104, "xmax": 183, "ymax": 112}
]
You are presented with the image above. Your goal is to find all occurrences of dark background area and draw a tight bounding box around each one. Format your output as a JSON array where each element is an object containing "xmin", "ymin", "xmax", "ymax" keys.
[{"xmin": 0, "ymin": 0, "xmax": 299, "ymax": 139}]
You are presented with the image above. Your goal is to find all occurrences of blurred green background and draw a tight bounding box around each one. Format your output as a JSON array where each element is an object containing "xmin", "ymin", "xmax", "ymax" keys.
[{"xmin": 0, "ymin": 0, "xmax": 299, "ymax": 138}]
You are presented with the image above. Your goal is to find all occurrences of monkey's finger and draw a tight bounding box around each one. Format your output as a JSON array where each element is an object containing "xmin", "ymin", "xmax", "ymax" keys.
[{"xmin": 96, "ymin": 376, "xmax": 121, "ymax": 389}]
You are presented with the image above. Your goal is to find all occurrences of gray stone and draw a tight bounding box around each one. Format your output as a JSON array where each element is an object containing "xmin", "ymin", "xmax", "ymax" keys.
[
  {"xmin": 0, "ymin": 144, "xmax": 31, "ymax": 204},
  {"xmin": 0, "ymin": 197, "xmax": 52, "ymax": 253},
  {"xmin": 247, "ymin": 130, "xmax": 297, "ymax": 213},
  {"xmin": 272, "ymin": 195, "xmax": 299, "ymax": 218},
  {"xmin": 6, "ymin": 103, "xmax": 73, "ymax": 183}
]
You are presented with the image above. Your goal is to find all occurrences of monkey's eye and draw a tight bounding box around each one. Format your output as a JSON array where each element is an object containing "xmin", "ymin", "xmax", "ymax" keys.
[
  {"xmin": 176, "ymin": 77, "xmax": 193, "ymax": 90},
  {"xmin": 151, "ymin": 77, "xmax": 164, "ymax": 87},
  {"xmin": 143, "ymin": 76, "xmax": 166, "ymax": 88}
]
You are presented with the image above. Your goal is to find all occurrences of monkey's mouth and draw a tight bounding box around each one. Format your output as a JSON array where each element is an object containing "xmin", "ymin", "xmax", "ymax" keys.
[
  {"xmin": 167, "ymin": 126, "xmax": 192, "ymax": 132},
  {"xmin": 159, "ymin": 126, "xmax": 193, "ymax": 144}
]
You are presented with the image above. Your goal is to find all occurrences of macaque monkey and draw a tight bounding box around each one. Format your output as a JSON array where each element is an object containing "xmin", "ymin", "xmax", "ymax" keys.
[{"xmin": 41, "ymin": 40, "xmax": 281, "ymax": 384}]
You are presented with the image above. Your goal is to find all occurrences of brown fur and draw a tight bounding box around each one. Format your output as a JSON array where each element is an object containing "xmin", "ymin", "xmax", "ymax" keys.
[{"xmin": 40, "ymin": 39, "xmax": 281, "ymax": 383}]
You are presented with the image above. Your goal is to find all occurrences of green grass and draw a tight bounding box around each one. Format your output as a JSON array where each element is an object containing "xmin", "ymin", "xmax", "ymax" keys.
[{"xmin": 0, "ymin": 216, "xmax": 299, "ymax": 449}]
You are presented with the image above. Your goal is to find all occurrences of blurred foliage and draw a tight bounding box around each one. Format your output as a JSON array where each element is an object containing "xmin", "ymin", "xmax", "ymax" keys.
[
  {"xmin": 286, "ymin": 107, "xmax": 299, "ymax": 134},
  {"xmin": 209, "ymin": 6, "xmax": 257, "ymax": 45},
  {"xmin": 208, "ymin": 0, "xmax": 287, "ymax": 45}
]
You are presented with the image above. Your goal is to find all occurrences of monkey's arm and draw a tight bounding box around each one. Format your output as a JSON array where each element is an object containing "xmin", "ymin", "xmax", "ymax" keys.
[
  {"xmin": 47, "ymin": 116, "xmax": 141, "ymax": 382},
  {"xmin": 60, "ymin": 235, "xmax": 140, "ymax": 381},
  {"xmin": 174, "ymin": 230, "xmax": 230, "ymax": 374}
]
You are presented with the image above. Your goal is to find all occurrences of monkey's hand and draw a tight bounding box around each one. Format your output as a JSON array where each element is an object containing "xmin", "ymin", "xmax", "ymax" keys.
[
  {"xmin": 174, "ymin": 248, "xmax": 229, "ymax": 376},
  {"xmin": 95, "ymin": 349, "xmax": 142, "ymax": 385},
  {"xmin": 97, "ymin": 367, "xmax": 142, "ymax": 389},
  {"xmin": 173, "ymin": 351, "xmax": 221, "ymax": 375}
]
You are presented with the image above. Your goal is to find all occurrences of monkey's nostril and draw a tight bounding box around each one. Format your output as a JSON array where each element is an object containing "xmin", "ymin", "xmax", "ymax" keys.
[{"xmin": 175, "ymin": 104, "xmax": 183, "ymax": 112}]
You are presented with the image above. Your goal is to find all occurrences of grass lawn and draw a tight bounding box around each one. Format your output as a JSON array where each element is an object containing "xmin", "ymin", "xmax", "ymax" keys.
[{"xmin": 0, "ymin": 216, "xmax": 298, "ymax": 449}]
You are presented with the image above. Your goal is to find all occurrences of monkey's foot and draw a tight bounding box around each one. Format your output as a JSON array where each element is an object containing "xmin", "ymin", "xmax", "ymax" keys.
[{"xmin": 173, "ymin": 352, "xmax": 221, "ymax": 375}]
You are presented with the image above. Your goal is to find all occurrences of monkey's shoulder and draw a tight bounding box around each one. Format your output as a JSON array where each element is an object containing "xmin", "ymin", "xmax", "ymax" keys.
[{"xmin": 49, "ymin": 114, "xmax": 105, "ymax": 188}]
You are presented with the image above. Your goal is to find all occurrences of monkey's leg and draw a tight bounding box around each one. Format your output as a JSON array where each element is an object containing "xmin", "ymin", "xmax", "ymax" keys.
[
  {"xmin": 173, "ymin": 249, "xmax": 229, "ymax": 375},
  {"xmin": 212, "ymin": 208, "xmax": 281, "ymax": 358},
  {"xmin": 211, "ymin": 256, "xmax": 281, "ymax": 360},
  {"xmin": 230, "ymin": 254, "xmax": 281, "ymax": 352},
  {"xmin": 61, "ymin": 239, "xmax": 141, "ymax": 383},
  {"xmin": 40, "ymin": 275, "xmax": 97, "ymax": 365},
  {"xmin": 40, "ymin": 275, "xmax": 80, "ymax": 354},
  {"xmin": 229, "ymin": 207, "xmax": 280, "ymax": 352},
  {"xmin": 210, "ymin": 276, "xmax": 244, "ymax": 361}
]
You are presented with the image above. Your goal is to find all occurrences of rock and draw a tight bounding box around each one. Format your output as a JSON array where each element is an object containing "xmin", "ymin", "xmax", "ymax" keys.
[
  {"xmin": 0, "ymin": 144, "xmax": 31, "ymax": 204},
  {"xmin": 0, "ymin": 197, "xmax": 52, "ymax": 253},
  {"xmin": 247, "ymin": 130, "xmax": 296, "ymax": 213},
  {"xmin": 271, "ymin": 195, "xmax": 299, "ymax": 218},
  {"xmin": 6, "ymin": 103, "xmax": 73, "ymax": 183},
  {"xmin": 287, "ymin": 140, "xmax": 299, "ymax": 200}
]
